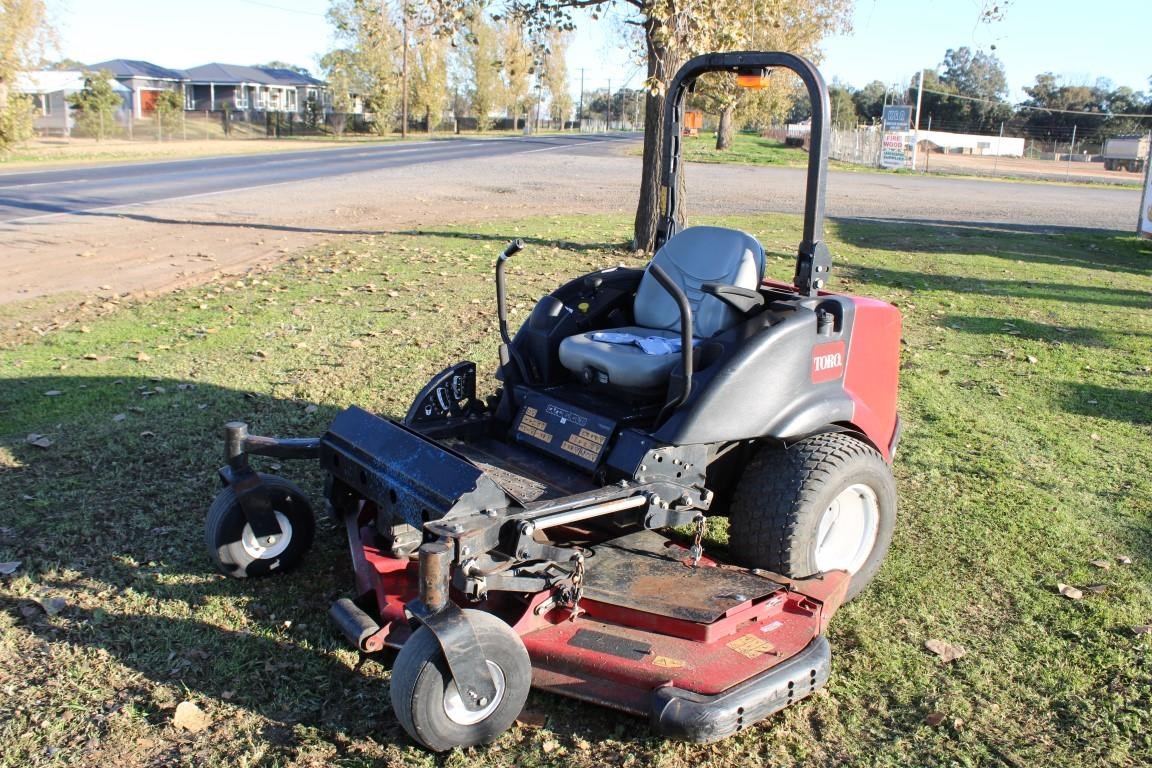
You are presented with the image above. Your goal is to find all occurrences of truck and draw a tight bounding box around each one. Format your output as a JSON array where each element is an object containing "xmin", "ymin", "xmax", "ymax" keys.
[{"xmin": 1102, "ymin": 134, "xmax": 1150, "ymax": 172}]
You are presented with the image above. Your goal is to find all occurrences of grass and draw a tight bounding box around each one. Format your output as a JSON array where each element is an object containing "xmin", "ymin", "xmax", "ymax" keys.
[
  {"xmin": 627, "ymin": 132, "xmax": 810, "ymax": 168},
  {"xmin": 1, "ymin": 213, "xmax": 1151, "ymax": 766}
]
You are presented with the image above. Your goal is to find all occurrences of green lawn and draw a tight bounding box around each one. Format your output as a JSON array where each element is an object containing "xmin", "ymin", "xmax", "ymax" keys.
[
  {"xmin": 1, "ymin": 214, "xmax": 1150, "ymax": 767},
  {"xmin": 680, "ymin": 132, "xmax": 810, "ymax": 167}
]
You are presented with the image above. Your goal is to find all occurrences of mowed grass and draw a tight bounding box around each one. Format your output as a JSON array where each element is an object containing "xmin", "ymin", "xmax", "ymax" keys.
[
  {"xmin": 1, "ymin": 213, "xmax": 1151, "ymax": 767},
  {"xmin": 668, "ymin": 132, "xmax": 809, "ymax": 168}
]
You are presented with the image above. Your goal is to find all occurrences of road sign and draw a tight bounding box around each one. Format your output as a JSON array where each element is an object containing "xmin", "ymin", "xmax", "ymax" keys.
[{"xmin": 882, "ymin": 105, "xmax": 912, "ymax": 131}]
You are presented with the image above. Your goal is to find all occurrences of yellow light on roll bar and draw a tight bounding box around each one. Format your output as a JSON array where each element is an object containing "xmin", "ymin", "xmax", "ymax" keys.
[{"xmin": 736, "ymin": 72, "xmax": 771, "ymax": 89}]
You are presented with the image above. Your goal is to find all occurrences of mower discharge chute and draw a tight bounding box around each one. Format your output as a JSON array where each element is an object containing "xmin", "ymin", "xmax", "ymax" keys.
[{"xmin": 204, "ymin": 51, "xmax": 902, "ymax": 751}]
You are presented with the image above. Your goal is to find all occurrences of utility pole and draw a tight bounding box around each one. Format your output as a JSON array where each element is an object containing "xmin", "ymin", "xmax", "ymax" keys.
[
  {"xmin": 1066, "ymin": 123, "xmax": 1077, "ymax": 180},
  {"xmin": 606, "ymin": 78, "xmax": 611, "ymax": 132},
  {"xmin": 400, "ymin": 0, "xmax": 409, "ymax": 139},
  {"xmin": 577, "ymin": 68, "xmax": 585, "ymax": 132},
  {"xmin": 912, "ymin": 68, "xmax": 924, "ymax": 171}
]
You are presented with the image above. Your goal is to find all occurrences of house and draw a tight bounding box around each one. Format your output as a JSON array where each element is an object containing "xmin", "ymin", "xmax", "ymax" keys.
[
  {"xmin": 183, "ymin": 63, "xmax": 328, "ymax": 114},
  {"xmin": 13, "ymin": 70, "xmax": 131, "ymax": 136},
  {"xmin": 87, "ymin": 59, "xmax": 187, "ymax": 118}
]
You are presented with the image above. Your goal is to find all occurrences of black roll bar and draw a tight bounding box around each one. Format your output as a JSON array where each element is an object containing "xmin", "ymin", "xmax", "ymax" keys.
[{"xmin": 657, "ymin": 52, "xmax": 833, "ymax": 297}]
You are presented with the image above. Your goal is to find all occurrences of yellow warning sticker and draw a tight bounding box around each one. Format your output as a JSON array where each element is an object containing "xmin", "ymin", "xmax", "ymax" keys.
[
  {"xmin": 652, "ymin": 656, "xmax": 687, "ymax": 669},
  {"xmin": 727, "ymin": 634, "xmax": 776, "ymax": 659}
]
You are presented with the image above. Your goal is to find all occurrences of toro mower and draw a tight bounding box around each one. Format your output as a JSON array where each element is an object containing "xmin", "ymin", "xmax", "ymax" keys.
[{"xmin": 204, "ymin": 52, "xmax": 902, "ymax": 751}]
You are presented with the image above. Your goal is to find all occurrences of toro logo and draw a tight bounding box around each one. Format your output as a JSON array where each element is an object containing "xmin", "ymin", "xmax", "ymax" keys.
[{"xmin": 811, "ymin": 341, "xmax": 846, "ymax": 383}]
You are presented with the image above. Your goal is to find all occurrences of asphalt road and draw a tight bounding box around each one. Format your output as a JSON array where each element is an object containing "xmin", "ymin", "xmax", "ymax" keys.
[{"xmin": 0, "ymin": 133, "xmax": 637, "ymax": 224}]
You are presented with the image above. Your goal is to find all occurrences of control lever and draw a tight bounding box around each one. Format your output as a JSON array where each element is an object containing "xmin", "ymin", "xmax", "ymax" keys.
[
  {"xmin": 496, "ymin": 238, "xmax": 525, "ymax": 347},
  {"xmin": 494, "ymin": 238, "xmax": 532, "ymax": 385}
]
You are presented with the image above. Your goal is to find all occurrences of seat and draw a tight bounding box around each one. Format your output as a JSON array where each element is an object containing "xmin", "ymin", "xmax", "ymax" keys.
[{"xmin": 559, "ymin": 226, "xmax": 765, "ymax": 389}]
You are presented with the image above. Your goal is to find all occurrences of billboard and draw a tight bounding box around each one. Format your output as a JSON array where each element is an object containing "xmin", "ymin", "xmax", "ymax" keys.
[
  {"xmin": 882, "ymin": 105, "xmax": 912, "ymax": 131},
  {"xmin": 881, "ymin": 132, "xmax": 913, "ymax": 170}
]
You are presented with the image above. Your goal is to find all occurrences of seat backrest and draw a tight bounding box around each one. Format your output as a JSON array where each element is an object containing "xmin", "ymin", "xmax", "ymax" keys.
[{"xmin": 633, "ymin": 226, "xmax": 765, "ymax": 337}]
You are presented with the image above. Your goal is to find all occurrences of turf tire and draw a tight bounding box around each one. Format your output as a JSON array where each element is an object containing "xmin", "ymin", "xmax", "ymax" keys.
[{"xmin": 728, "ymin": 432, "xmax": 896, "ymax": 602}]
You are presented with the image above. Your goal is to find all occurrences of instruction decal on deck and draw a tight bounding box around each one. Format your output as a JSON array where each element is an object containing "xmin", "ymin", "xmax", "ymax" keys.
[{"xmin": 513, "ymin": 392, "xmax": 615, "ymax": 470}]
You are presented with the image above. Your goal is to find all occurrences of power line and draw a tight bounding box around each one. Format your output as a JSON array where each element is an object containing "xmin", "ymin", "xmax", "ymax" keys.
[{"xmin": 919, "ymin": 86, "xmax": 1152, "ymax": 118}]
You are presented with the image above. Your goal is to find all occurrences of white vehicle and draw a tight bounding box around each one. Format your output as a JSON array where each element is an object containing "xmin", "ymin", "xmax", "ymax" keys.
[{"xmin": 1102, "ymin": 134, "xmax": 1150, "ymax": 172}]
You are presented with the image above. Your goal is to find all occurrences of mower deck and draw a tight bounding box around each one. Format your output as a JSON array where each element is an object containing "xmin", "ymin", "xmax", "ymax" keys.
[{"xmin": 517, "ymin": 531, "xmax": 841, "ymax": 741}]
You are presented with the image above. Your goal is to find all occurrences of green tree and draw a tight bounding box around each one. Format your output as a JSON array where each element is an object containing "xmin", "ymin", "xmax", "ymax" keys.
[
  {"xmin": 692, "ymin": 0, "xmax": 849, "ymax": 150},
  {"xmin": 68, "ymin": 70, "xmax": 123, "ymax": 141},
  {"xmin": 828, "ymin": 83, "xmax": 857, "ymax": 128},
  {"xmin": 464, "ymin": 12, "xmax": 501, "ymax": 131},
  {"xmin": 937, "ymin": 46, "xmax": 1011, "ymax": 132},
  {"xmin": 540, "ymin": 28, "xmax": 572, "ymax": 127},
  {"xmin": 326, "ymin": 0, "xmax": 402, "ymax": 135},
  {"xmin": 410, "ymin": 21, "xmax": 449, "ymax": 133},
  {"xmin": 153, "ymin": 88, "xmax": 184, "ymax": 141},
  {"xmin": 320, "ymin": 47, "xmax": 357, "ymax": 135},
  {"xmin": 1, "ymin": 0, "xmax": 52, "ymax": 152},
  {"xmin": 255, "ymin": 60, "xmax": 313, "ymax": 77},
  {"xmin": 429, "ymin": 0, "xmax": 860, "ymax": 250},
  {"xmin": 499, "ymin": 17, "xmax": 533, "ymax": 129}
]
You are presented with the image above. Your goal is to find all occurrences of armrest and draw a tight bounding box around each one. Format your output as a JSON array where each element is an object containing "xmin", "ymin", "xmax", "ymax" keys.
[{"xmin": 702, "ymin": 282, "xmax": 765, "ymax": 314}]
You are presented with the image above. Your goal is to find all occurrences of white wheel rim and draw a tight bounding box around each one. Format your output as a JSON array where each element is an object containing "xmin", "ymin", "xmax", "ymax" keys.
[
  {"xmin": 240, "ymin": 510, "xmax": 292, "ymax": 560},
  {"xmin": 443, "ymin": 660, "xmax": 506, "ymax": 726},
  {"xmin": 813, "ymin": 483, "xmax": 879, "ymax": 574}
]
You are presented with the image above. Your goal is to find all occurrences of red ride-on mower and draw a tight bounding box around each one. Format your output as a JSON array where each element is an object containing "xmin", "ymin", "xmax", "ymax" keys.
[{"xmin": 205, "ymin": 52, "xmax": 902, "ymax": 751}]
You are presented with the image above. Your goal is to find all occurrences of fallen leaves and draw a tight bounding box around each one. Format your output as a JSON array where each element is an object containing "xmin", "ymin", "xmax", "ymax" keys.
[
  {"xmin": 1056, "ymin": 583, "xmax": 1084, "ymax": 600},
  {"xmin": 26, "ymin": 434, "xmax": 53, "ymax": 449},
  {"xmin": 0, "ymin": 561, "xmax": 20, "ymax": 576},
  {"xmin": 924, "ymin": 639, "xmax": 967, "ymax": 663}
]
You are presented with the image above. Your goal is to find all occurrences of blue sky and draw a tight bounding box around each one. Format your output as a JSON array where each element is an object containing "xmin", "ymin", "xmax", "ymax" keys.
[{"xmin": 50, "ymin": 0, "xmax": 1151, "ymax": 103}]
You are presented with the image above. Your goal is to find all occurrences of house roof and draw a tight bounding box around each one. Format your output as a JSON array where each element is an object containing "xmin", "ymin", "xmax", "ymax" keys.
[
  {"xmin": 88, "ymin": 59, "xmax": 187, "ymax": 81},
  {"xmin": 14, "ymin": 70, "xmax": 131, "ymax": 94},
  {"xmin": 184, "ymin": 63, "xmax": 324, "ymax": 87}
]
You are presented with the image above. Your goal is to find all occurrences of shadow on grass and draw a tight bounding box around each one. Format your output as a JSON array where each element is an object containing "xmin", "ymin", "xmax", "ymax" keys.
[
  {"xmin": 937, "ymin": 315, "xmax": 1152, "ymax": 348},
  {"xmin": 1056, "ymin": 381, "xmax": 1152, "ymax": 426},
  {"xmin": 392, "ymin": 228, "xmax": 632, "ymax": 255},
  {"xmin": 839, "ymin": 264, "xmax": 1152, "ymax": 309},
  {"xmin": 832, "ymin": 217, "xmax": 1152, "ymax": 275}
]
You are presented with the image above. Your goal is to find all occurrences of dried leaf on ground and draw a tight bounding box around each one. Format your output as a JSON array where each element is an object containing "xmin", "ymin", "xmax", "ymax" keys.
[
  {"xmin": 135, "ymin": 352, "xmax": 152, "ymax": 362},
  {"xmin": 924, "ymin": 639, "xmax": 967, "ymax": 663},
  {"xmin": 43, "ymin": 390, "xmax": 62, "ymax": 396},
  {"xmin": 112, "ymin": 413, "xmax": 127, "ymax": 422},
  {"xmin": 173, "ymin": 701, "xmax": 212, "ymax": 733},
  {"xmin": 1090, "ymin": 559, "xmax": 1112, "ymax": 570},
  {"xmin": 26, "ymin": 434, "xmax": 53, "ymax": 449},
  {"xmin": 1131, "ymin": 626, "xmax": 1152, "ymax": 636},
  {"xmin": 1117, "ymin": 555, "xmax": 1133, "ymax": 565},
  {"xmin": 36, "ymin": 596, "xmax": 66, "ymax": 615},
  {"xmin": 0, "ymin": 561, "xmax": 20, "ymax": 575},
  {"xmin": 1083, "ymin": 584, "xmax": 1107, "ymax": 594},
  {"xmin": 1057, "ymin": 583, "xmax": 1084, "ymax": 600},
  {"xmin": 925, "ymin": 711, "xmax": 947, "ymax": 727}
]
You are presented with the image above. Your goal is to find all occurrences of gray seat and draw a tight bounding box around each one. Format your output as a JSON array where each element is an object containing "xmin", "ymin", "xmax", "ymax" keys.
[{"xmin": 559, "ymin": 226, "xmax": 765, "ymax": 389}]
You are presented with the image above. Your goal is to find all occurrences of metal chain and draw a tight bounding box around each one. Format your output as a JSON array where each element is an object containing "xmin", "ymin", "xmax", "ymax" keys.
[
  {"xmin": 567, "ymin": 551, "xmax": 586, "ymax": 621},
  {"xmin": 689, "ymin": 515, "xmax": 706, "ymax": 567}
]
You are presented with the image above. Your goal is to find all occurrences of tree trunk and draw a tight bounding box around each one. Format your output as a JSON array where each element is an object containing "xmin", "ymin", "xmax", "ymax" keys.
[
  {"xmin": 716, "ymin": 104, "xmax": 734, "ymax": 150},
  {"xmin": 632, "ymin": 23, "xmax": 686, "ymax": 253}
]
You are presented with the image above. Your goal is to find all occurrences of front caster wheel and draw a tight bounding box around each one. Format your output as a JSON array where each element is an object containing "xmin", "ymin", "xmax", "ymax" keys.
[
  {"xmin": 390, "ymin": 609, "xmax": 531, "ymax": 752},
  {"xmin": 205, "ymin": 473, "xmax": 315, "ymax": 578},
  {"xmin": 728, "ymin": 432, "xmax": 896, "ymax": 602}
]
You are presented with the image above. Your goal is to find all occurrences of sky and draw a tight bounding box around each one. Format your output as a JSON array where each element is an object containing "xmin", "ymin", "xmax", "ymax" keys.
[{"xmin": 46, "ymin": 0, "xmax": 1151, "ymax": 104}]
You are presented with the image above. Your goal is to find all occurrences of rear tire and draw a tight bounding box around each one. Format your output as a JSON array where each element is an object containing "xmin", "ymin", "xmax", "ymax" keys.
[{"xmin": 728, "ymin": 433, "xmax": 896, "ymax": 602}]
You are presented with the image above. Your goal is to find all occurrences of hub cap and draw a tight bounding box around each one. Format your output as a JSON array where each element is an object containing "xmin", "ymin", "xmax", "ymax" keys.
[
  {"xmin": 443, "ymin": 661, "xmax": 506, "ymax": 725},
  {"xmin": 240, "ymin": 510, "xmax": 292, "ymax": 560},
  {"xmin": 813, "ymin": 483, "xmax": 879, "ymax": 574}
]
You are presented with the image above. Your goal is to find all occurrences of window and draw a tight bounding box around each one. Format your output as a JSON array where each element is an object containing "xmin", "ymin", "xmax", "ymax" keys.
[
  {"xmin": 235, "ymin": 85, "xmax": 248, "ymax": 108},
  {"xmin": 34, "ymin": 93, "xmax": 51, "ymax": 116}
]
